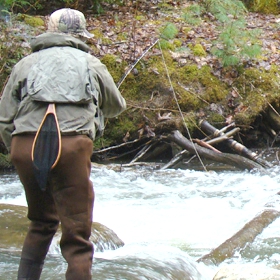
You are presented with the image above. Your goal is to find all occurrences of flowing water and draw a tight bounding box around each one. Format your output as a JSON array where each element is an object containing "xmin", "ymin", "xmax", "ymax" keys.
[{"xmin": 1, "ymin": 156, "xmax": 280, "ymax": 279}]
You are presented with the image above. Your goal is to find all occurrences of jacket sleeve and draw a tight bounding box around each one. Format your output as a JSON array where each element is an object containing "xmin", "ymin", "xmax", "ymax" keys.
[
  {"xmin": 0, "ymin": 70, "xmax": 20, "ymax": 152},
  {"xmin": 88, "ymin": 56, "xmax": 126, "ymax": 118}
]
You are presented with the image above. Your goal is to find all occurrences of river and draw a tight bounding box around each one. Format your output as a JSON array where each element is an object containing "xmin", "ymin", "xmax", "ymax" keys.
[{"xmin": 1, "ymin": 157, "xmax": 280, "ymax": 279}]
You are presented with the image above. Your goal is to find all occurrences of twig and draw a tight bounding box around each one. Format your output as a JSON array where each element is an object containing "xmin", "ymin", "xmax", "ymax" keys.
[
  {"xmin": 92, "ymin": 138, "xmax": 145, "ymax": 154},
  {"xmin": 193, "ymin": 139, "xmax": 222, "ymax": 153},
  {"xmin": 267, "ymin": 101, "xmax": 280, "ymax": 117},
  {"xmin": 129, "ymin": 140, "xmax": 155, "ymax": 163}
]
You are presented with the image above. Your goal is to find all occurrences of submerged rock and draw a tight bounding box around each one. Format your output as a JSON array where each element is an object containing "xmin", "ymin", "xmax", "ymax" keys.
[{"xmin": 0, "ymin": 203, "xmax": 124, "ymax": 252}]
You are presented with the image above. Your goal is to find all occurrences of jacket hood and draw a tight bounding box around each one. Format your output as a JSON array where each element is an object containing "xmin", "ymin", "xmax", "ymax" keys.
[{"xmin": 30, "ymin": 33, "xmax": 91, "ymax": 53}]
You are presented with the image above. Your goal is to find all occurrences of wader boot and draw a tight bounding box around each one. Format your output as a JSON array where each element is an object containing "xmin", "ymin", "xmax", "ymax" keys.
[
  {"xmin": 51, "ymin": 135, "xmax": 94, "ymax": 280},
  {"xmin": 17, "ymin": 259, "xmax": 44, "ymax": 280},
  {"xmin": 11, "ymin": 136, "xmax": 60, "ymax": 280},
  {"xmin": 17, "ymin": 219, "xmax": 59, "ymax": 280}
]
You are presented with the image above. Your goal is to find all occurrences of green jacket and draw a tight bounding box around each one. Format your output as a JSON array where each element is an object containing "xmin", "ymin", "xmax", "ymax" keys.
[{"xmin": 0, "ymin": 33, "xmax": 126, "ymax": 151}]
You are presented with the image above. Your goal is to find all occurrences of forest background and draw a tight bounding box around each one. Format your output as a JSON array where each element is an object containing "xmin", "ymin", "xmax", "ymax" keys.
[{"xmin": 1, "ymin": 0, "xmax": 280, "ymax": 166}]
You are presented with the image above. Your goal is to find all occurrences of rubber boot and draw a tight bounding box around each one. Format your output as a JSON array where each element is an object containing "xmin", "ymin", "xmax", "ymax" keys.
[{"xmin": 17, "ymin": 258, "xmax": 44, "ymax": 280}]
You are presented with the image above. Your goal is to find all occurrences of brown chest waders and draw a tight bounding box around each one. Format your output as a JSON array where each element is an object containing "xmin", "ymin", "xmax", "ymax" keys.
[{"xmin": 31, "ymin": 103, "xmax": 61, "ymax": 191}]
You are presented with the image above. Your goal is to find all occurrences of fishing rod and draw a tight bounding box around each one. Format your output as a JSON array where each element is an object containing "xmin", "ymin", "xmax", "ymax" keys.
[{"xmin": 117, "ymin": 38, "xmax": 159, "ymax": 88}]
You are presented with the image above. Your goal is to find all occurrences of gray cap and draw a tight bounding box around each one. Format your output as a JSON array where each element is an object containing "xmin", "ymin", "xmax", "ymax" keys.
[{"xmin": 48, "ymin": 8, "xmax": 94, "ymax": 38}]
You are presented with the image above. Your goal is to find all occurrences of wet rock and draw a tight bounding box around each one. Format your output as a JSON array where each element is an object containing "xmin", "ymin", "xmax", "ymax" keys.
[
  {"xmin": 0, "ymin": 203, "xmax": 124, "ymax": 252},
  {"xmin": 213, "ymin": 264, "xmax": 280, "ymax": 280}
]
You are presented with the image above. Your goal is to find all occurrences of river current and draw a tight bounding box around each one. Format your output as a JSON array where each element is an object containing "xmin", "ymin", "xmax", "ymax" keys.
[{"xmin": 1, "ymin": 159, "xmax": 280, "ymax": 279}]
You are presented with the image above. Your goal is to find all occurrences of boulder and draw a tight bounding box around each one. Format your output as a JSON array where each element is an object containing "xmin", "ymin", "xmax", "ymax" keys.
[{"xmin": 0, "ymin": 203, "xmax": 124, "ymax": 252}]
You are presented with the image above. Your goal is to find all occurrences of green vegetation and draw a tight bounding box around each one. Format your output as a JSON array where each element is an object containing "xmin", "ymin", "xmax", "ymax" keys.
[
  {"xmin": 232, "ymin": 66, "xmax": 280, "ymax": 126},
  {"xmin": 1, "ymin": 0, "xmax": 125, "ymax": 14},
  {"xmin": 17, "ymin": 14, "xmax": 44, "ymax": 26},
  {"xmin": 182, "ymin": 3, "xmax": 204, "ymax": 25},
  {"xmin": 244, "ymin": 0, "xmax": 280, "ymax": 14},
  {"xmin": 1, "ymin": 0, "xmax": 280, "ymax": 150},
  {"xmin": 203, "ymin": 0, "xmax": 262, "ymax": 66},
  {"xmin": 159, "ymin": 22, "xmax": 179, "ymax": 51},
  {"xmin": 101, "ymin": 54, "xmax": 127, "ymax": 83},
  {"xmin": 1, "ymin": 0, "xmax": 42, "ymax": 13}
]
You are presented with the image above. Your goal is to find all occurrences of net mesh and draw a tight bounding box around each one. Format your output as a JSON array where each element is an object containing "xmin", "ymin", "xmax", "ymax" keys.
[{"xmin": 33, "ymin": 113, "xmax": 60, "ymax": 191}]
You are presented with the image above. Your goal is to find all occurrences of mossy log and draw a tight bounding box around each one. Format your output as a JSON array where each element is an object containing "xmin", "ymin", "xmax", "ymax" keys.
[
  {"xmin": 197, "ymin": 209, "xmax": 280, "ymax": 266},
  {"xmin": 167, "ymin": 130, "xmax": 264, "ymax": 171}
]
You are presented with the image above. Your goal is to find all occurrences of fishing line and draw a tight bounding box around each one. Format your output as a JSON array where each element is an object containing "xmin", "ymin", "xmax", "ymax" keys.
[{"xmin": 158, "ymin": 41, "xmax": 208, "ymax": 172}]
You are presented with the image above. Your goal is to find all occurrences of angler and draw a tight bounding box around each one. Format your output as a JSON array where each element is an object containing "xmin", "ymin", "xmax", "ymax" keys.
[{"xmin": 0, "ymin": 8, "xmax": 126, "ymax": 280}]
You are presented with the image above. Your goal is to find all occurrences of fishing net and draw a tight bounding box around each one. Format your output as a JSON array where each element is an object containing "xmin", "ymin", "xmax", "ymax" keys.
[{"xmin": 32, "ymin": 113, "xmax": 60, "ymax": 191}]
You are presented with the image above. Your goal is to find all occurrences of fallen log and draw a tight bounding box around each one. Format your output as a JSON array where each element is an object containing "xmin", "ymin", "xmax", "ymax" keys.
[
  {"xmin": 197, "ymin": 209, "xmax": 280, "ymax": 266},
  {"xmin": 200, "ymin": 120, "xmax": 272, "ymax": 168},
  {"xmin": 167, "ymin": 130, "xmax": 264, "ymax": 170}
]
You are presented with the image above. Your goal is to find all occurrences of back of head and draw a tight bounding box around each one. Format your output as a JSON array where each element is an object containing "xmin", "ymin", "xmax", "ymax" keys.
[{"xmin": 47, "ymin": 8, "xmax": 94, "ymax": 38}]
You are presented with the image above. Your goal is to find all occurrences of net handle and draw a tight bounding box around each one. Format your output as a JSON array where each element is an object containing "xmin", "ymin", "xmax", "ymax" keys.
[{"xmin": 31, "ymin": 103, "xmax": 61, "ymax": 169}]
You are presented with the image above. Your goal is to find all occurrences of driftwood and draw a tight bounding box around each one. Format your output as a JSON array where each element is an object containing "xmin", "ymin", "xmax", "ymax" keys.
[
  {"xmin": 200, "ymin": 120, "xmax": 272, "ymax": 168},
  {"xmin": 204, "ymin": 127, "xmax": 240, "ymax": 146},
  {"xmin": 91, "ymin": 138, "xmax": 153, "ymax": 161},
  {"xmin": 167, "ymin": 130, "xmax": 264, "ymax": 170},
  {"xmin": 92, "ymin": 119, "xmax": 272, "ymax": 170},
  {"xmin": 129, "ymin": 140, "xmax": 155, "ymax": 164},
  {"xmin": 197, "ymin": 209, "xmax": 280, "ymax": 265},
  {"xmin": 161, "ymin": 150, "xmax": 191, "ymax": 170}
]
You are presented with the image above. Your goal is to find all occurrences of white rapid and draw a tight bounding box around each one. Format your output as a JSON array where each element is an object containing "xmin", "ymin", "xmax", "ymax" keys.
[{"xmin": 1, "ymin": 162, "xmax": 280, "ymax": 279}]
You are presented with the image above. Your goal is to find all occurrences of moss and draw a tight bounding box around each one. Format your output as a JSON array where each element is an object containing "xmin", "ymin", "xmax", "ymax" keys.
[
  {"xmin": 174, "ymin": 64, "xmax": 229, "ymax": 110},
  {"xmin": 234, "ymin": 112, "xmax": 255, "ymax": 127},
  {"xmin": 183, "ymin": 112, "xmax": 200, "ymax": 135},
  {"xmin": 100, "ymin": 54, "xmax": 127, "ymax": 83},
  {"xmin": 116, "ymin": 32, "xmax": 128, "ymax": 41},
  {"xmin": 100, "ymin": 113, "xmax": 137, "ymax": 147},
  {"xmin": 231, "ymin": 66, "xmax": 280, "ymax": 126},
  {"xmin": 135, "ymin": 15, "xmax": 146, "ymax": 21},
  {"xmin": 245, "ymin": 0, "xmax": 280, "ymax": 14},
  {"xmin": 18, "ymin": 14, "xmax": 45, "ymax": 27},
  {"xmin": 158, "ymin": 39, "xmax": 176, "ymax": 51},
  {"xmin": 118, "ymin": 52, "xmax": 175, "ymax": 102},
  {"xmin": 191, "ymin": 44, "xmax": 206, "ymax": 56},
  {"xmin": 208, "ymin": 112, "xmax": 225, "ymax": 125},
  {"xmin": 173, "ymin": 39, "xmax": 182, "ymax": 48}
]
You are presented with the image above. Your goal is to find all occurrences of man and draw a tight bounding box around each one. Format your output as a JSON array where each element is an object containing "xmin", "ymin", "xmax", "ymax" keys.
[{"xmin": 0, "ymin": 8, "xmax": 126, "ymax": 280}]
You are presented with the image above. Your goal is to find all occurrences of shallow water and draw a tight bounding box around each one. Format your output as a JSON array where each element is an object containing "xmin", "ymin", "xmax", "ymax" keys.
[{"xmin": 1, "ymin": 161, "xmax": 280, "ymax": 279}]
